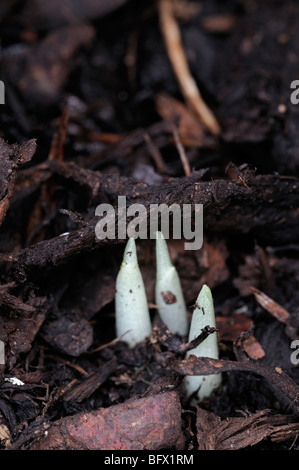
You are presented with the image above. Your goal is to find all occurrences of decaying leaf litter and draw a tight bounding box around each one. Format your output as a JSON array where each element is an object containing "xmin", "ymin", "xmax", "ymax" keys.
[{"xmin": 0, "ymin": 0, "xmax": 298, "ymax": 450}]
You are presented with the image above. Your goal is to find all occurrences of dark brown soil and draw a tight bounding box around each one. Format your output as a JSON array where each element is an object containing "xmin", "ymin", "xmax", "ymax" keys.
[{"xmin": 0, "ymin": 0, "xmax": 298, "ymax": 451}]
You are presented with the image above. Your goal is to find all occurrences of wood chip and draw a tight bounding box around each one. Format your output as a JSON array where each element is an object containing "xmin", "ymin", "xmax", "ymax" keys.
[
  {"xmin": 29, "ymin": 391, "xmax": 185, "ymax": 450},
  {"xmin": 196, "ymin": 407, "xmax": 299, "ymax": 450}
]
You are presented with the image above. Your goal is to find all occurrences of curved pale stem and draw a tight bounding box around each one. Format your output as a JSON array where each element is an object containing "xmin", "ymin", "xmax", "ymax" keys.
[
  {"xmin": 155, "ymin": 231, "xmax": 188, "ymax": 336},
  {"xmin": 185, "ymin": 284, "xmax": 221, "ymax": 404},
  {"xmin": 115, "ymin": 238, "xmax": 152, "ymax": 348}
]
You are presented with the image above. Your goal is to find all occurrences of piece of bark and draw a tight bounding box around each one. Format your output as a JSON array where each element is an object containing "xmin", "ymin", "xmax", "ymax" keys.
[
  {"xmin": 0, "ymin": 139, "xmax": 36, "ymax": 227},
  {"xmin": 252, "ymin": 287, "xmax": 290, "ymax": 325},
  {"xmin": 169, "ymin": 355, "xmax": 299, "ymax": 413},
  {"xmin": 14, "ymin": 160, "xmax": 103, "ymax": 205},
  {"xmin": 0, "ymin": 291, "xmax": 39, "ymax": 373},
  {"xmin": 60, "ymin": 268, "xmax": 116, "ymax": 320},
  {"xmin": 241, "ymin": 334, "xmax": 265, "ymax": 361},
  {"xmin": 41, "ymin": 312, "xmax": 93, "ymax": 357},
  {"xmin": 196, "ymin": 407, "xmax": 299, "ymax": 450},
  {"xmin": 233, "ymin": 326, "xmax": 265, "ymax": 362},
  {"xmin": 29, "ymin": 391, "xmax": 185, "ymax": 450},
  {"xmin": 251, "ymin": 287, "xmax": 297, "ymax": 339},
  {"xmin": 215, "ymin": 313, "xmax": 252, "ymax": 343},
  {"xmin": 0, "ymin": 284, "xmax": 35, "ymax": 316},
  {"xmin": 0, "ymin": 295, "xmax": 47, "ymax": 370}
]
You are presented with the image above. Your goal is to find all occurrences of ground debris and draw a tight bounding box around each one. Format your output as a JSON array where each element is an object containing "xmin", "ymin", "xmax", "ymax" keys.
[
  {"xmin": 41, "ymin": 311, "xmax": 93, "ymax": 357},
  {"xmin": 251, "ymin": 287, "xmax": 298, "ymax": 339},
  {"xmin": 196, "ymin": 407, "xmax": 299, "ymax": 450},
  {"xmin": 1, "ymin": 172, "xmax": 298, "ymax": 281},
  {"xmin": 62, "ymin": 357, "xmax": 117, "ymax": 402},
  {"xmin": 0, "ymin": 139, "xmax": 36, "ymax": 227},
  {"xmin": 29, "ymin": 391, "xmax": 185, "ymax": 450},
  {"xmin": 0, "ymin": 292, "xmax": 48, "ymax": 371},
  {"xmin": 170, "ymin": 355, "xmax": 299, "ymax": 413}
]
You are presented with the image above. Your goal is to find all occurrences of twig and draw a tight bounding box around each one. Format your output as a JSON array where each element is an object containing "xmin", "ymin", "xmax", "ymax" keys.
[
  {"xmin": 171, "ymin": 125, "xmax": 191, "ymax": 176},
  {"xmin": 46, "ymin": 354, "xmax": 89, "ymax": 375},
  {"xmin": 2, "ymin": 171, "xmax": 298, "ymax": 276},
  {"xmin": 158, "ymin": 0, "xmax": 220, "ymax": 136},
  {"xmin": 143, "ymin": 132, "xmax": 169, "ymax": 174},
  {"xmin": 250, "ymin": 287, "xmax": 297, "ymax": 339},
  {"xmin": 250, "ymin": 287, "xmax": 290, "ymax": 325},
  {"xmin": 170, "ymin": 355, "xmax": 299, "ymax": 413},
  {"xmin": 87, "ymin": 332, "xmax": 129, "ymax": 354},
  {"xmin": 48, "ymin": 106, "xmax": 69, "ymax": 161}
]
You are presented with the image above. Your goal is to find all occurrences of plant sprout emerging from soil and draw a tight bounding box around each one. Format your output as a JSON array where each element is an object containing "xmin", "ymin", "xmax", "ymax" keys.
[
  {"xmin": 155, "ymin": 231, "xmax": 188, "ymax": 336},
  {"xmin": 115, "ymin": 237, "xmax": 152, "ymax": 348},
  {"xmin": 184, "ymin": 284, "xmax": 222, "ymax": 405},
  {"xmin": 115, "ymin": 238, "xmax": 220, "ymax": 403}
]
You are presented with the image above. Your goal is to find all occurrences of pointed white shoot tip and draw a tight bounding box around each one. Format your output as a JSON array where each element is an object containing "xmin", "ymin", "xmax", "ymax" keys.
[
  {"xmin": 115, "ymin": 238, "xmax": 152, "ymax": 348},
  {"xmin": 155, "ymin": 231, "xmax": 188, "ymax": 336},
  {"xmin": 198, "ymin": 283, "xmax": 213, "ymax": 306},
  {"xmin": 121, "ymin": 237, "xmax": 138, "ymax": 268},
  {"xmin": 155, "ymin": 231, "xmax": 173, "ymax": 276},
  {"xmin": 185, "ymin": 284, "xmax": 221, "ymax": 404}
]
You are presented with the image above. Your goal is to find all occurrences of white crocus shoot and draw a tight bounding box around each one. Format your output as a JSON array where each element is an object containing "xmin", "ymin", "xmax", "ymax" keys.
[
  {"xmin": 155, "ymin": 231, "xmax": 188, "ymax": 336},
  {"xmin": 115, "ymin": 237, "xmax": 152, "ymax": 348},
  {"xmin": 185, "ymin": 284, "xmax": 221, "ymax": 405}
]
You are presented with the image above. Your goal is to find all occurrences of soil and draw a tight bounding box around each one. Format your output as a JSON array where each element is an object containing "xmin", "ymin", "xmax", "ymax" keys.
[{"xmin": 0, "ymin": 0, "xmax": 298, "ymax": 451}]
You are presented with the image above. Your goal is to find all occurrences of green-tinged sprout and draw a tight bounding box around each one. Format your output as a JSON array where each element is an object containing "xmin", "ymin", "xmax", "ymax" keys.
[
  {"xmin": 184, "ymin": 284, "xmax": 221, "ymax": 405},
  {"xmin": 115, "ymin": 237, "xmax": 152, "ymax": 348},
  {"xmin": 155, "ymin": 231, "xmax": 188, "ymax": 336}
]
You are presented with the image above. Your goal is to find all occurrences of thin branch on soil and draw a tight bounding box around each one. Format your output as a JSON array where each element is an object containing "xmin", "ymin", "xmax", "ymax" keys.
[
  {"xmin": 172, "ymin": 125, "xmax": 191, "ymax": 177},
  {"xmin": 158, "ymin": 0, "xmax": 221, "ymax": 135}
]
